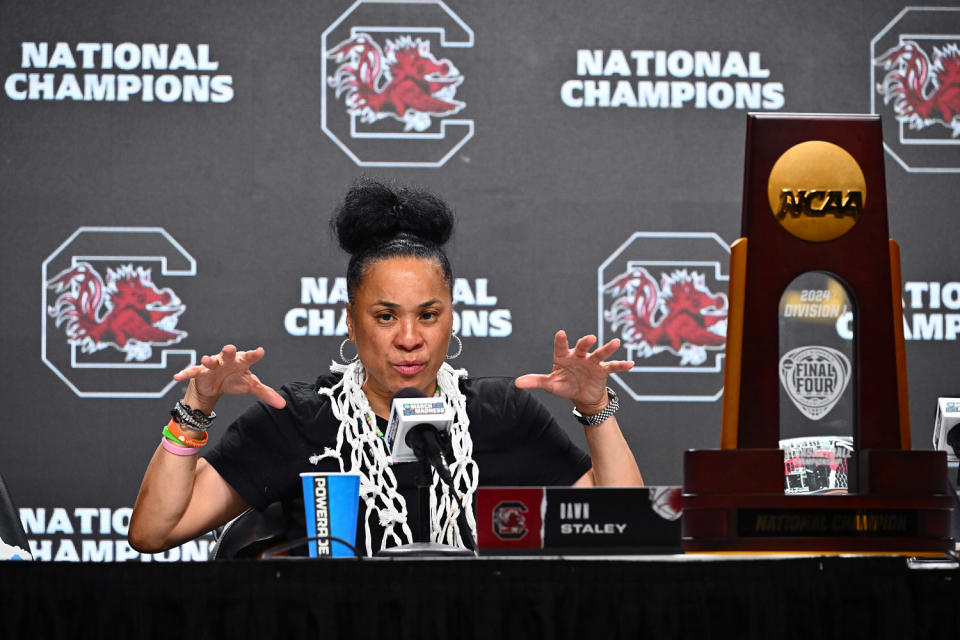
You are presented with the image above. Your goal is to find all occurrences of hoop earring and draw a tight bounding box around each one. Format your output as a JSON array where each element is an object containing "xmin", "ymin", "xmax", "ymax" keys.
[
  {"xmin": 339, "ymin": 339, "xmax": 359, "ymax": 363},
  {"xmin": 446, "ymin": 333, "xmax": 462, "ymax": 360}
]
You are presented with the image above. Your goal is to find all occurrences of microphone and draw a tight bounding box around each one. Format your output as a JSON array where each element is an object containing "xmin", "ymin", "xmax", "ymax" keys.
[
  {"xmin": 948, "ymin": 424, "xmax": 960, "ymax": 460},
  {"xmin": 405, "ymin": 424, "xmax": 454, "ymax": 486},
  {"xmin": 386, "ymin": 387, "xmax": 476, "ymax": 552},
  {"xmin": 385, "ymin": 387, "xmax": 453, "ymax": 463}
]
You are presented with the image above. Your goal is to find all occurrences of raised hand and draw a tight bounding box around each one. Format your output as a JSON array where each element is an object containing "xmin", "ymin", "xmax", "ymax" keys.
[
  {"xmin": 515, "ymin": 330, "xmax": 633, "ymax": 415},
  {"xmin": 173, "ymin": 344, "xmax": 286, "ymax": 410}
]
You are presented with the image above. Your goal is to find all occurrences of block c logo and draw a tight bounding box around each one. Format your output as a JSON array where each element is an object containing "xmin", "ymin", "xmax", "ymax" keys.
[
  {"xmin": 321, "ymin": 0, "xmax": 474, "ymax": 167},
  {"xmin": 41, "ymin": 227, "xmax": 197, "ymax": 398}
]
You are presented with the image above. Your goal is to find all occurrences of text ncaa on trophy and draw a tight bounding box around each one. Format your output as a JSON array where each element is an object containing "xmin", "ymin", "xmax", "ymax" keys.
[{"xmin": 682, "ymin": 114, "xmax": 954, "ymax": 553}]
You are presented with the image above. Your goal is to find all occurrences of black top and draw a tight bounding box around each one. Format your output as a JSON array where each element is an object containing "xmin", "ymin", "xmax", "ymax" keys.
[{"xmin": 204, "ymin": 373, "xmax": 591, "ymax": 551}]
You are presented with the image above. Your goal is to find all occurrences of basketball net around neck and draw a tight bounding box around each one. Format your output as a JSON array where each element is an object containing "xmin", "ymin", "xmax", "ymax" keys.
[{"xmin": 309, "ymin": 360, "xmax": 479, "ymax": 556}]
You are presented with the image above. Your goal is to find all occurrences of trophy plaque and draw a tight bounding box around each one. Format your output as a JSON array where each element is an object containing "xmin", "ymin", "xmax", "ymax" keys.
[{"xmin": 682, "ymin": 114, "xmax": 954, "ymax": 553}]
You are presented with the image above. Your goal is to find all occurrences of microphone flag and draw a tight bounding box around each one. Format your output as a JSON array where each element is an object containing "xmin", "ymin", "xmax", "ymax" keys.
[
  {"xmin": 386, "ymin": 387, "xmax": 453, "ymax": 463},
  {"xmin": 933, "ymin": 397, "xmax": 960, "ymax": 463}
]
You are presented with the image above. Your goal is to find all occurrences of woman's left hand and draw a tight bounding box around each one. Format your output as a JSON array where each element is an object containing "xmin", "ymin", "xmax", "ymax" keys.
[{"xmin": 515, "ymin": 330, "xmax": 634, "ymax": 415}]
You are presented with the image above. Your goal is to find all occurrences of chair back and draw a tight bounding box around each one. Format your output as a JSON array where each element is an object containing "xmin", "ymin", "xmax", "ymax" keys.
[
  {"xmin": 0, "ymin": 472, "xmax": 31, "ymax": 560},
  {"xmin": 211, "ymin": 502, "xmax": 287, "ymax": 560}
]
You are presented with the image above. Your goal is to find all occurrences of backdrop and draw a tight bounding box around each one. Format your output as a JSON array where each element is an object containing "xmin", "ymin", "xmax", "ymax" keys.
[{"xmin": 2, "ymin": 0, "xmax": 959, "ymax": 561}]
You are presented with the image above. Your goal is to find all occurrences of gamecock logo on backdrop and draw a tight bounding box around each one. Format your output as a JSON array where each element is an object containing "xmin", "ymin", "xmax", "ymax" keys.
[
  {"xmin": 605, "ymin": 267, "xmax": 727, "ymax": 366},
  {"xmin": 875, "ymin": 42, "xmax": 960, "ymax": 137},
  {"xmin": 648, "ymin": 487, "xmax": 683, "ymax": 522},
  {"xmin": 47, "ymin": 264, "xmax": 186, "ymax": 362},
  {"xmin": 598, "ymin": 232, "xmax": 730, "ymax": 402},
  {"xmin": 321, "ymin": 0, "xmax": 474, "ymax": 167},
  {"xmin": 327, "ymin": 34, "xmax": 464, "ymax": 131},
  {"xmin": 871, "ymin": 6, "xmax": 960, "ymax": 173},
  {"xmin": 41, "ymin": 227, "xmax": 196, "ymax": 398}
]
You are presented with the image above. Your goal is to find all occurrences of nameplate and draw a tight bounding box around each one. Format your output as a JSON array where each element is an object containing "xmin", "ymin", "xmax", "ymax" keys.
[
  {"xmin": 476, "ymin": 487, "xmax": 682, "ymax": 554},
  {"xmin": 738, "ymin": 509, "xmax": 918, "ymax": 537}
]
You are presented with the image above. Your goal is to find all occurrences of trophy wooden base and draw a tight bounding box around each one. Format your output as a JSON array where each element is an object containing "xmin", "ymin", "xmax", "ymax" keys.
[{"xmin": 682, "ymin": 449, "xmax": 954, "ymax": 553}]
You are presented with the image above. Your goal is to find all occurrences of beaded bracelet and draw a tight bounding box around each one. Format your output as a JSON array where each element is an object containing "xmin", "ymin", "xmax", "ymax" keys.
[
  {"xmin": 161, "ymin": 437, "xmax": 200, "ymax": 456},
  {"xmin": 164, "ymin": 419, "xmax": 208, "ymax": 448},
  {"xmin": 170, "ymin": 400, "xmax": 216, "ymax": 431}
]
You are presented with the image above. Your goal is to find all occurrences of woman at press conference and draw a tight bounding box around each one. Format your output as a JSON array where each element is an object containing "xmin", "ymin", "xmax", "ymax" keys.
[{"xmin": 128, "ymin": 179, "xmax": 644, "ymax": 557}]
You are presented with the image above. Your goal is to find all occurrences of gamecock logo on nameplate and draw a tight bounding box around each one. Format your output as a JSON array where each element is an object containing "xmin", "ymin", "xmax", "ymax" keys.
[
  {"xmin": 493, "ymin": 501, "xmax": 529, "ymax": 541},
  {"xmin": 321, "ymin": 0, "xmax": 474, "ymax": 167},
  {"xmin": 598, "ymin": 232, "xmax": 730, "ymax": 402},
  {"xmin": 41, "ymin": 227, "xmax": 196, "ymax": 398},
  {"xmin": 871, "ymin": 6, "xmax": 960, "ymax": 173}
]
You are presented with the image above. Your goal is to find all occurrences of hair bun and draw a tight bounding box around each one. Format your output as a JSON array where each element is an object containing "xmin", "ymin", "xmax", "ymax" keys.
[{"xmin": 333, "ymin": 178, "xmax": 454, "ymax": 255}]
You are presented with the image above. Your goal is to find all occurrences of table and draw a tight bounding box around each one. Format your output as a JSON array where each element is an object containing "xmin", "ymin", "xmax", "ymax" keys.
[{"xmin": 2, "ymin": 554, "xmax": 959, "ymax": 639}]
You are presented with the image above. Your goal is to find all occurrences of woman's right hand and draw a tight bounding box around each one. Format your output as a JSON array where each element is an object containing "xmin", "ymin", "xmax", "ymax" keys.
[{"xmin": 173, "ymin": 344, "xmax": 286, "ymax": 412}]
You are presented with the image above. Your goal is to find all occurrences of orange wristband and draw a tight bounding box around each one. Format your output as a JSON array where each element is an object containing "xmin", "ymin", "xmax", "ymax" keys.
[{"xmin": 164, "ymin": 418, "xmax": 208, "ymax": 448}]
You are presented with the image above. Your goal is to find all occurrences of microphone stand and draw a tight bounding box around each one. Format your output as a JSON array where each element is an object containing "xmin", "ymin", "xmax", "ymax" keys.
[
  {"xmin": 436, "ymin": 431, "xmax": 478, "ymax": 552},
  {"xmin": 375, "ymin": 429, "xmax": 475, "ymax": 558}
]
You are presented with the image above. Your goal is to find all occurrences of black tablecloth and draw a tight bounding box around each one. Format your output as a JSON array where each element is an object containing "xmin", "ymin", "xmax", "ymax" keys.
[{"xmin": 2, "ymin": 555, "xmax": 959, "ymax": 639}]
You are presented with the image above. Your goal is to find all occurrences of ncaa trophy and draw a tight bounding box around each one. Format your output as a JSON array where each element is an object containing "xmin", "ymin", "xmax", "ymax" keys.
[{"xmin": 682, "ymin": 114, "xmax": 954, "ymax": 553}]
